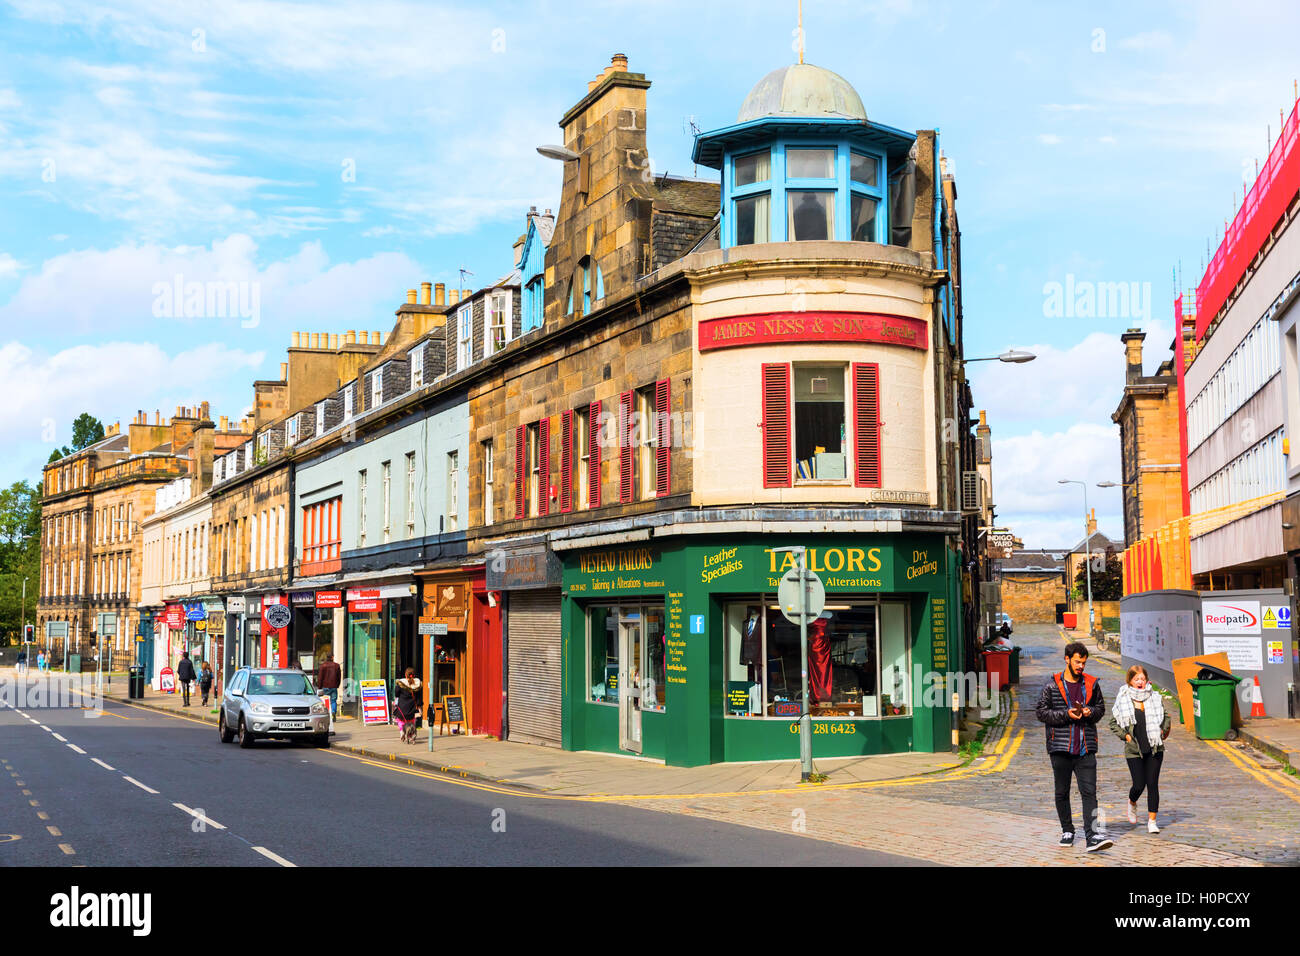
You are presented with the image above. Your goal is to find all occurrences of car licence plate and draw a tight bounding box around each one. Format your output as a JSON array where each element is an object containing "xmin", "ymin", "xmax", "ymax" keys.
[{"xmin": 279, "ymin": 721, "xmax": 307, "ymax": 729}]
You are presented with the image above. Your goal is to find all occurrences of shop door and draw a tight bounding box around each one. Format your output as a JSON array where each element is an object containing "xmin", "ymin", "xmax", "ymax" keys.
[{"xmin": 618, "ymin": 617, "xmax": 643, "ymax": 754}]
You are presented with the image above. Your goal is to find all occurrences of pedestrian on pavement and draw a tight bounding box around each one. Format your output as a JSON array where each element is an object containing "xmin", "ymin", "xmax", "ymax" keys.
[
  {"xmin": 15, "ymin": 650, "xmax": 26, "ymax": 673},
  {"xmin": 198, "ymin": 660, "xmax": 215, "ymax": 707},
  {"xmin": 37, "ymin": 650, "xmax": 46, "ymax": 672},
  {"xmin": 1035, "ymin": 641, "xmax": 1112, "ymax": 852},
  {"xmin": 317, "ymin": 653, "xmax": 341, "ymax": 718},
  {"xmin": 1108, "ymin": 664, "xmax": 1171, "ymax": 834},
  {"xmin": 177, "ymin": 651, "xmax": 196, "ymax": 707},
  {"xmin": 393, "ymin": 667, "xmax": 423, "ymax": 745}
]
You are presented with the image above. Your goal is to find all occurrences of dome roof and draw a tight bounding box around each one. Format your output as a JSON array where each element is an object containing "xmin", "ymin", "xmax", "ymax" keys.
[{"xmin": 737, "ymin": 63, "xmax": 867, "ymax": 123}]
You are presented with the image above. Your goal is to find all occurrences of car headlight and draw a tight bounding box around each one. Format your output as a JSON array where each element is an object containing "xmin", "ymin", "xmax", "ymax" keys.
[
  {"xmin": 251, "ymin": 702, "xmax": 271, "ymax": 714},
  {"xmin": 310, "ymin": 700, "xmax": 327, "ymax": 715}
]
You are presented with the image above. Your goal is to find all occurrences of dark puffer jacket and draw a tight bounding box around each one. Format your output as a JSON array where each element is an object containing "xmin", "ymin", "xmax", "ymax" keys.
[{"xmin": 1035, "ymin": 671, "xmax": 1106, "ymax": 754}]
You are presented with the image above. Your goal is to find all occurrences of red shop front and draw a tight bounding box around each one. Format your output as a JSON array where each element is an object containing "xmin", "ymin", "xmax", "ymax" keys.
[{"xmin": 417, "ymin": 565, "xmax": 502, "ymax": 738}]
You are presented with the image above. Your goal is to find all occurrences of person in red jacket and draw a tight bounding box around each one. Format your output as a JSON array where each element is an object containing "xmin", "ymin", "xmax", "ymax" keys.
[
  {"xmin": 1035, "ymin": 642, "xmax": 1112, "ymax": 852},
  {"xmin": 316, "ymin": 653, "xmax": 341, "ymax": 719}
]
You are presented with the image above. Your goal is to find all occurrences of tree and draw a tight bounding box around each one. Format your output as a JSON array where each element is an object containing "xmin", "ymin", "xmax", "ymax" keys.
[
  {"xmin": 0, "ymin": 481, "xmax": 41, "ymax": 644},
  {"xmin": 71, "ymin": 413, "xmax": 106, "ymax": 451},
  {"xmin": 1075, "ymin": 552, "xmax": 1123, "ymax": 602},
  {"xmin": 47, "ymin": 413, "xmax": 105, "ymax": 461}
]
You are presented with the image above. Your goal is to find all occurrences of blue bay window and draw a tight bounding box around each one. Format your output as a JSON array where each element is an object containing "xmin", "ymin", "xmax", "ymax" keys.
[{"xmin": 724, "ymin": 140, "xmax": 886, "ymax": 248}]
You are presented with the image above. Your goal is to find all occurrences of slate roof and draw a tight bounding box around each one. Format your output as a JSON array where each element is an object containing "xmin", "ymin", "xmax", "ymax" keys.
[
  {"xmin": 629, "ymin": 175, "xmax": 720, "ymax": 218},
  {"xmin": 997, "ymin": 550, "xmax": 1067, "ymax": 573}
]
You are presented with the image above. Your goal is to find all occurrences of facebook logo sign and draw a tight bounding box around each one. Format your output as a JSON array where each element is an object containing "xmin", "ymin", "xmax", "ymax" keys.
[{"xmin": 690, "ymin": 615, "xmax": 704, "ymax": 634}]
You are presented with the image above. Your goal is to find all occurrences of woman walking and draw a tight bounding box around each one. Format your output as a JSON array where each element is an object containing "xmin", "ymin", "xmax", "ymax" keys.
[
  {"xmin": 198, "ymin": 661, "xmax": 215, "ymax": 707},
  {"xmin": 1108, "ymin": 664, "xmax": 1171, "ymax": 833},
  {"xmin": 393, "ymin": 668, "xmax": 423, "ymax": 745}
]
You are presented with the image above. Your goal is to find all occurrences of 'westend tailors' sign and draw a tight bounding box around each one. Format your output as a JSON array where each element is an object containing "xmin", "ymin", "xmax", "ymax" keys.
[
  {"xmin": 565, "ymin": 539, "xmax": 947, "ymax": 595},
  {"xmin": 698, "ymin": 311, "xmax": 928, "ymax": 353}
]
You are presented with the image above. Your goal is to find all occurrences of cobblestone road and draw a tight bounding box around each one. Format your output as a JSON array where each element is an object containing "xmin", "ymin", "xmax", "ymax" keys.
[{"xmin": 619, "ymin": 624, "xmax": 1300, "ymax": 866}]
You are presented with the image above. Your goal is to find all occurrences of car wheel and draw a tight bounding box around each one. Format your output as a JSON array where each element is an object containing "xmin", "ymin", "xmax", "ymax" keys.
[
  {"xmin": 218, "ymin": 712, "xmax": 235, "ymax": 743},
  {"xmin": 238, "ymin": 717, "xmax": 256, "ymax": 749},
  {"xmin": 314, "ymin": 733, "xmax": 330, "ymax": 749}
]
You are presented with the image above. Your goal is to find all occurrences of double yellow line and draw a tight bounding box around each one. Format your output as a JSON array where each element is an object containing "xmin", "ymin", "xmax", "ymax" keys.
[{"xmin": 1205, "ymin": 739, "xmax": 1300, "ymax": 805}]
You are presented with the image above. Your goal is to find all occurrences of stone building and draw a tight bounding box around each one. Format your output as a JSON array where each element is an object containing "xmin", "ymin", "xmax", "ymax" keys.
[
  {"xmin": 1111, "ymin": 329, "xmax": 1185, "ymax": 546},
  {"xmin": 996, "ymin": 550, "xmax": 1067, "ymax": 625}
]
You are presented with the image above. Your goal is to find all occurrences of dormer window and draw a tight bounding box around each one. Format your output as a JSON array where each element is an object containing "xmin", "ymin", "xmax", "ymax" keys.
[
  {"xmin": 315, "ymin": 402, "xmax": 326, "ymax": 435},
  {"xmin": 344, "ymin": 387, "xmax": 354, "ymax": 420},
  {"xmin": 486, "ymin": 290, "xmax": 510, "ymax": 354},
  {"xmin": 458, "ymin": 305, "xmax": 472, "ymax": 368},
  {"xmin": 257, "ymin": 432, "xmax": 270, "ymax": 460},
  {"xmin": 723, "ymin": 141, "xmax": 887, "ymax": 248},
  {"xmin": 410, "ymin": 344, "xmax": 425, "ymax": 389},
  {"xmin": 370, "ymin": 369, "xmax": 383, "ymax": 408},
  {"xmin": 285, "ymin": 415, "xmax": 298, "ymax": 447}
]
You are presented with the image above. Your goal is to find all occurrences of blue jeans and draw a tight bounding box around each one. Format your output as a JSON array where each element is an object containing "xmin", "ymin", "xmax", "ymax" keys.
[{"xmin": 322, "ymin": 687, "xmax": 338, "ymax": 715}]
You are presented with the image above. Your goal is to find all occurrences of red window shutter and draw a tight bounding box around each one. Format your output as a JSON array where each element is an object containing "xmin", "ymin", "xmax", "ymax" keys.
[
  {"xmin": 538, "ymin": 416, "xmax": 550, "ymax": 516},
  {"xmin": 853, "ymin": 362, "xmax": 881, "ymax": 487},
  {"xmin": 588, "ymin": 400, "xmax": 602, "ymax": 509},
  {"xmin": 655, "ymin": 378, "xmax": 670, "ymax": 497},
  {"xmin": 514, "ymin": 424, "xmax": 525, "ymax": 518},
  {"xmin": 761, "ymin": 363, "xmax": 792, "ymax": 488},
  {"xmin": 560, "ymin": 410, "xmax": 573, "ymax": 513},
  {"xmin": 619, "ymin": 390, "xmax": 634, "ymax": 502}
]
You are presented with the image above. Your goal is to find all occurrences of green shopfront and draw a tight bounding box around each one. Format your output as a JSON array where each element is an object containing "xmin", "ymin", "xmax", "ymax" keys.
[{"xmin": 561, "ymin": 534, "xmax": 961, "ymax": 767}]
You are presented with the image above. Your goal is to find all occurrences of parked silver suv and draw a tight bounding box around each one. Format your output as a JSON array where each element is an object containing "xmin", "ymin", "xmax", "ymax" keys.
[{"xmin": 218, "ymin": 668, "xmax": 330, "ymax": 748}]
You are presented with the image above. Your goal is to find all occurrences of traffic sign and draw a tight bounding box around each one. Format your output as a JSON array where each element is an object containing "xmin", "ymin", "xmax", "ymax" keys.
[{"xmin": 777, "ymin": 567, "xmax": 825, "ymax": 625}]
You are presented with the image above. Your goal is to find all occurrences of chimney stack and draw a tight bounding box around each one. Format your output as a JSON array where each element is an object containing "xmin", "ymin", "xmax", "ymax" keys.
[
  {"xmin": 1086, "ymin": 509, "xmax": 1097, "ymax": 537},
  {"xmin": 1122, "ymin": 329, "xmax": 1145, "ymax": 385},
  {"xmin": 420, "ymin": 282, "xmax": 432, "ymax": 305},
  {"xmin": 219, "ymin": 415, "xmax": 228, "ymax": 432}
]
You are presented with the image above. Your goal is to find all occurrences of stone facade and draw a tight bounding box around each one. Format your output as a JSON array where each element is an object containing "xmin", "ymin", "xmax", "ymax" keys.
[{"xmin": 1000, "ymin": 572, "xmax": 1067, "ymax": 624}]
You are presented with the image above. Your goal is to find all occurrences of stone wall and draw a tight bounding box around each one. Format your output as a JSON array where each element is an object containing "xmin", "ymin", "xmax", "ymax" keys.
[{"xmin": 1000, "ymin": 573, "xmax": 1066, "ymax": 624}]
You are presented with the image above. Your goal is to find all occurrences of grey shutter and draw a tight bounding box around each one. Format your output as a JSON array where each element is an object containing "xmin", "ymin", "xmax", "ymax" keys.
[{"xmin": 506, "ymin": 588, "xmax": 562, "ymax": 747}]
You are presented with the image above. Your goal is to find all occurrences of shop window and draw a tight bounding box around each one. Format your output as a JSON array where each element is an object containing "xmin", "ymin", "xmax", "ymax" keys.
[
  {"xmin": 723, "ymin": 598, "xmax": 909, "ymax": 718},
  {"xmin": 793, "ymin": 364, "xmax": 847, "ymax": 481},
  {"xmin": 787, "ymin": 190, "xmax": 834, "ymax": 241},
  {"xmin": 587, "ymin": 604, "xmax": 667, "ymax": 712}
]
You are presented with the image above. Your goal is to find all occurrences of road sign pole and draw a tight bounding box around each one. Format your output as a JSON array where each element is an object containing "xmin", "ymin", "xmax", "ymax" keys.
[{"xmin": 799, "ymin": 551, "xmax": 812, "ymax": 782}]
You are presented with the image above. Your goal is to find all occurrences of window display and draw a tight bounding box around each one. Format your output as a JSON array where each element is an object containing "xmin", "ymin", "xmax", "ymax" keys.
[
  {"xmin": 587, "ymin": 604, "xmax": 666, "ymax": 711},
  {"xmin": 723, "ymin": 597, "xmax": 910, "ymax": 718}
]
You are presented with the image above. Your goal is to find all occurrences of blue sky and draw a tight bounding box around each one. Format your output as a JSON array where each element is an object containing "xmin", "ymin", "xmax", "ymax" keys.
[{"xmin": 1, "ymin": 0, "xmax": 1296, "ymax": 545}]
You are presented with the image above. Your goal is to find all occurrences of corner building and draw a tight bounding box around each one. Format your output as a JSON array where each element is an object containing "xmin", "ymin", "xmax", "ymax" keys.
[{"xmin": 481, "ymin": 57, "xmax": 969, "ymax": 765}]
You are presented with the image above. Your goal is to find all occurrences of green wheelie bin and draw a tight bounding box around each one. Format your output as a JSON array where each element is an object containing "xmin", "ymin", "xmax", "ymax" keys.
[
  {"xmin": 1188, "ymin": 663, "xmax": 1241, "ymax": 740},
  {"xmin": 1008, "ymin": 646, "xmax": 1022, "ymax": 684}
]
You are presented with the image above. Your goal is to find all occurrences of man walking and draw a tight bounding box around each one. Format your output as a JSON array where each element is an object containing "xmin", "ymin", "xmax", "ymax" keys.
[
  {"xmin": 1035, "ymin": 642, "xmax": 1112, "ymax": 852},
  {"xmin": 317, "ymin": 653, "xmax": 341, "ymax": 724},
  {"xmin": 177, "ymin": 651, "xmax": 196, "ymax": 707}
]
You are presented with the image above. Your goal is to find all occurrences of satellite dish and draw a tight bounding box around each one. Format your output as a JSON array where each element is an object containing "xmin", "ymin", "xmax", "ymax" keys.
[{"xmin": 537, "ymin": 145, "xmax": 580, "ymax": 162}]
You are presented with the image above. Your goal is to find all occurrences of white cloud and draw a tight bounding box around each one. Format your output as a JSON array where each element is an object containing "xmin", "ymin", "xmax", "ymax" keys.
[
  {"xmin": 990, "ymin": 423, "xmax": 1124, "ymax": 548},
  {"xmin": 0, "ymin": 235, "xmax": 422, "ymax": 336},
  {"xmin": 0, "ymin": 89, "xmax": 20, "ymax": 110},
  {"xmin": 0, "ymin": 254, "xmax": 20, "ymax": 279},
  {"xmin": 0, "ymin": 339, "xmax": 265, "ymax": 485},
  {"xmin": 1037, "ymin": 133, "xmax": 1063, "ymax": 146}
]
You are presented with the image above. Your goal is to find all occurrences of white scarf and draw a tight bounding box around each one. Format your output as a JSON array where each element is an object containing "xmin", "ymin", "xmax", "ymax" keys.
[{"xmin": 1112, "ymin": 683, "xmax": 1164, "ymax": 750}]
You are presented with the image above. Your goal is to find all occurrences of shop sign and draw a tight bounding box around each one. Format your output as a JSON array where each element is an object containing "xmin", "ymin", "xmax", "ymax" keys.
[
  {"xmin": 485, "ymin": 544, "xmax": 562, "ymax": 590},
  {"xmin": 419, "ymin": 620, "xmax": 448, "ymax": 636},
  {"xmin": 164, "ymin": 605, "xmax": 186, "ymax": 628},
  {"xmin": 183, "ymin": 601, "xmax": 206, "ymax": 622},
  {"xmin": 202, "ymin": 598, "xmax": 225, "ymax": 614},
  {"xmin": 359, "ymin": 679, "xmax": 390, "ymax": 725},
  {"xmin": 264, "ymin": 603, "xmax": 292, "ymax": 630},
  {"xmin": 227, "ymin": 596, "xmax": 246, "ymax": 614},
  {"xmin": 290, "ymin": 591, "xmax": 315, "ymax": 605},
  {"xmin": 1202, "ymin": 601, "xmax": 1261, "ymax": 635},
  {"xmin": 697, "ymin": 311, "xmax": 928, "ymax": 353},
  {"xmin": 346, "ymin": 585, "xmax": 410, "ymax": 601},
  {"xmin": 315, "ymin": 591, "xmax": 343, "ymax": 608},
  {"xmin": 350, "ymin": 599, "xmax": 381, "ymax": 613},
  {"xmin": 160, "ymin": 667, "xmax": 175, "ymax": 693},
  {"xmin": 246, "ymin": 598, "xmax": 261, "ymax": 616}
]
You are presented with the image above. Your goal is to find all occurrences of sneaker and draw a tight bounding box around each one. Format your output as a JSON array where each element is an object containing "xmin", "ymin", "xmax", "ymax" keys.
[
  {"xmin": 1147, "ymin": 819, "xmax": 1160, "ymax": 834},
  {"xmin": 1086, "ymin": 835, "xmax": 1113, "ymax": 852},
  {"xmin": 1058, "ymin": 831, "xmax": 1075, "ymax": 847},
  {"xmin": 1126, "ymin": 802, "xmax": 1138, "ymax": 825}
]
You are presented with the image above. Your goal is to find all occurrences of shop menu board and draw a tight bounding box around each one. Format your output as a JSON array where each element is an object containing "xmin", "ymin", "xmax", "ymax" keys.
[
  {"xmin": 442, "ymin": 694, "xmax": 465, "ymax": 729},
  {"xmin": 1121, "ymin": 608, "xmax": 1196, "ymax": 672},
  {"xmin": 359, "ymin": 679, "xmax": 390, "ymax": 725}
]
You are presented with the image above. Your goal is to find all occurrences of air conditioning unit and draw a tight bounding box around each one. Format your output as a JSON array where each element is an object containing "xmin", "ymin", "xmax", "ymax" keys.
[{"xmin": 961, "ymin": 471, "xmax": 981, "ymax": 512}]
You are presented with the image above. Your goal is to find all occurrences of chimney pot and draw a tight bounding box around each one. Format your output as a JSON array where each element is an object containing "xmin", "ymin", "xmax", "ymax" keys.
[
  {"xmin": 291, "ymin": 331, "xmax": 300, "ymax": 348},
  {"xmin": 611, "ymin": 53, "xmax": 628, "ymax": 71},
  {"xmin": 462, "ymin": 288, "xmax": 471, "ymax": 302},
  {"xmin": 279, "ymin": 362, "xmax": 287, "ymax": 381},
  {"xmin": 420, "ymin": 282, "xmax": 432, "ymax": 305},
  {"xmin": 406, "ymin": 289, "xmax": 417, "ymax": 304},
  {"xmin": 309, "ymin": 333, "xmax": 318, "ymax": 349},
  {"xmin": 359, "ymin": 331, "xmax": 369, "ymax": 344},
  {"xmin": 449, "ymin": 289, "xmax": 459, "ymax": 306},
  {"xmin": 330, "ymin": 334, "xmax": 339, "ymax": 350},
  {"xmin": 588, "ymin": 79, "xmax": 598, "ymax": 92},
  {"xmin": 201, "ymin": 400, "xmax": 210, "ymax": 419},
  {"xmin": 346, "ymin": 330, "xmax": 356, "ymax": 345},
  {"xmin": 373, "ymin": 331, "xmax": 382, "ymax": 345},
  {"xmin": 434, "ymin": 283, "xmax": 446, "ymax": 306}
]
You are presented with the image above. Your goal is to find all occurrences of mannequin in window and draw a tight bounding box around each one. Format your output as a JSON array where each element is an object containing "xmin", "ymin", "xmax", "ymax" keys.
[
  {"xmin": 792, "ymin": 192, "xmax": 830, "ymax": 241},
  {"xmin": 739, "ymin": 607, "xmax": 762, "ymax": 680},
  {"xmin": 808, "ymin": 612, "xmax": 834, "ymax": 705}
]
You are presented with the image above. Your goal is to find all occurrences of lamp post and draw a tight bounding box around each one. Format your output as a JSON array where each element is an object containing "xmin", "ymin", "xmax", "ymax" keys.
[{"xmin": 1059, "ymin": 479, "xmax": 1094, "ymax": 634}]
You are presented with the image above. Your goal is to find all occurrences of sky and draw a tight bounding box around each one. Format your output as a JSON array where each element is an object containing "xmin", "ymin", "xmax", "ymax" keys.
[{"xmin": 1, "ymin": 0, "xmax": 1297, "ymax": 546}]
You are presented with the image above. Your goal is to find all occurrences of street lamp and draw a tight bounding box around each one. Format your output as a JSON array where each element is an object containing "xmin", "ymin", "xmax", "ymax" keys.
[
  {"xmin": 1059, "ymin": 479, "xmax": 1094, "ymax": 634},
  {"xmin": 963, "ymin": 349, "xmax": 1037, "ymax": 364}
]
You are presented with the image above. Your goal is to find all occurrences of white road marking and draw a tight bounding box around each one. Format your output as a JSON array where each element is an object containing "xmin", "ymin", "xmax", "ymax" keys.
[
  {"xmin": 52, "ymin": 733, "xmax": 67, "ymax": 742},
  {"xmin": 39, "ymin": 724, "xmax": 50, "ymax": 731},
  {"xmin": 47, "ymin": 826, "xmax": 61, "ymax": 837},
  {"xmin": 173, "ymin": 803, "xmax": 227, "ymax": 830},
  {"xmin": 122, "ymin": 776, "xmax": 159, "ymax": 795},
  {"xmin": 58, "ymin": 843, "xmax": 74, "ymax": 855},
  {"xmin": 26, "ymin": 718, "xmax": 38, "ymax": 724},
  {"xmin": 66, "ymin": 744, "xmax": 86, "ymax": 754},
  {"xmin": 251, "ymin": 846, "xmax": 296, "ymax": 867},
  {"xmin": 91, "ymin": 758, "xmax": 115, "ymax": 771}
]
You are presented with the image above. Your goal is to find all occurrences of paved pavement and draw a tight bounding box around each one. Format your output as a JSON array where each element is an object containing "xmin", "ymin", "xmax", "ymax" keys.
[{"xmin": 0, "ymin": 683, "xmax": 929, "ymax": 866}]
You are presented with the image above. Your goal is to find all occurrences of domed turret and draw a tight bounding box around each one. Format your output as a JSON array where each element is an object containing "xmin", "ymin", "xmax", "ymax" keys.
[{"xmin": 737, "ymin": 63, "xmax": 867, "ymax": 123}]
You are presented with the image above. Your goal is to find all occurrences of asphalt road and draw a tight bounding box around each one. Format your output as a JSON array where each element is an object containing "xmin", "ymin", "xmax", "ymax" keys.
[{"xmin": 0, "ymin": 675, "xmax": 931, "ymax": 867}]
